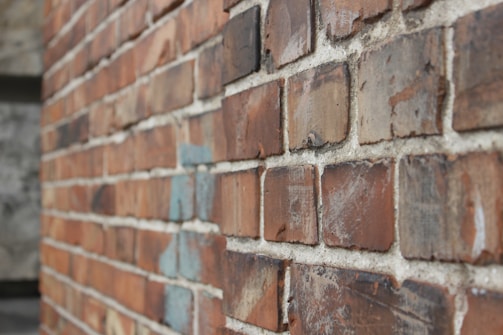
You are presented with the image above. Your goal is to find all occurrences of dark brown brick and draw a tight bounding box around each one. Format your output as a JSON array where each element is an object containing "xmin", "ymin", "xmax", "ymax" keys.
[
  {"xmin": 198, "ymin": 43, "xmax": 224, "ymax": 99},
  {"xmin": 461, "ymin": 288, "xmax": 503, "ymax": 334},
  {"xmin": 149, "ymin": 61, "xmax": 194, "ymax": 114},
  {"xmin": 219, "ymin": 169, "xmax": 260, "ymax": 238},
  {"xmin": 399, "ymin": 152, "xmax": 503, "ymax": 263},
  {"xmin": 289, "ymin": 264, "xmax": 454, "ymax": 335},
  {"xmin": 322, "ymin": 159, "xmax": 394, "ymax": 251},
  {"xmin": 264, "ymin": 165, "xmax": 318, "ymax": 245},
  {"xmin": 222, "ymin": 81, "xmax": 283, "ymax": 160},
  {"xmin": 319, "ymin": 0, "xmax": 391, "ymax": 41},
  {"xmin": 222, "ymin": 6, "xmax": 260, "ymax": 84},
  {"xmin": 91, "ymin": 184, "xmax": 116, "ymax": 215},
  {"xmin": 265, "ymin": 0, "xmax": 313, "ymax": 70},
  {"xmin": 288, "ymin": 62, "xmax": 349, "ymax": 149},
  {"xmin": 453, "ymin": 3, "xmax": 503, "ymax": 131},
  {"xmin": 223, "ymin": 251, "xmax": 287, "ymax": 331},
  {"xmin": 358, "ymin": 28, "xmax": 445, "ymax": 143}
]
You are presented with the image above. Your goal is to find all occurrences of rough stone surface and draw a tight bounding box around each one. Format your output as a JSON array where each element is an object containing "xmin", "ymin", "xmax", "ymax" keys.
[
  {"xmin": 289, "ymin": 264, "xmax": 454, "ymax": 335},
  {"xmin": 453, "ymin": 3, "xmax": 503, "ymax": 131},
  {"xmin": 358, "ymin": 28, "xmax": 445, "ymax": 143},
  {"xmin": 0, "ymin": 0, "xmax": 44, "ymax": 75},
  {"xmin": 0, "ymin": 103, "xmax": 40, "ymax": 280}
]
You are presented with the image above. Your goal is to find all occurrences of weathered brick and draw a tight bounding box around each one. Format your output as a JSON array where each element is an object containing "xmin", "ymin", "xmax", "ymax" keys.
[
  {"xmin": 219, "ymin": 169, "xmax": 260, "ymax": 238},
  {"xmin": 41, "ymin": 301, "xmax": 60, "ymax": 331},
  {"xmin": 105, "ymin": 309, "xmax": 135, "ymax": 335},
  {"xmin": 106, "ymin": 137, "xmax": 135, "ymax": 175},
  {"xmin": 288, "ymin": 62, "xmax": 349, "ymax": 149},
  {"xmin": 105, "ymin": 226, "xmax": 136, "ymax": 263},
  {"xmin": 461, "ymin": 288, "xmax": 503, "ymax": 334},
  {"xmin": 198, "ymin": 292, "xmax": 225, "ymax": 335},
  {"xmin": 136, "ymin": 230, "xmax": 177, "ymax": 277},
  {"xmin": 223, "ymin": 0, "xmax": 241, "ymax": 11},
  {"xmin": 322, "ymin": 159, "xmax": 395, "ymax": 251},
  {"xmin": 358, "ymin": 28, "xmax": 445, "ymax": 143},
  {"xmin": 135, "ymin": 19, "xmax": 177, "ymax": 76},
  {"xmin": 399, "ymin": 152, "xmax": 503, "ymax": 263},
  {"xmin": 164, "ymin": 285, "xmax": 193, "ymax": 334},
  {"xmin": 151, "ymin": 0, "xmax": 184, "ymax": 19},
  {"xmin": 113, "ymin": 269, "xmax": 146, "ymax": 314},
  {"xmin": 264, "ymin": 165, "xmax": 318, "ymax": 244},
  {"xmin": 320, "ymin": 0, "xmax": 391, "ymax": 41},
  {"xmin": 80, "ymin": 222, "xmax": 105, "ymax": 254},
  {"xmin": 149, "ymin": 61, "xmax": 194, "ymax": 114},
  {"xmin": 179, "ymin": 231, "xmax": 226, "ymax": 287},
  {"xmin": 88, "ymin": 259, "xmax": 115, "ymax": 295},
  {"xmin": 198, "ymin": 43, "xmax": 224, "ymax": 99},
  {"xmin": 41, "ymin": 243, "xmax": 71, "ymax": 275},
  {"xmin": 453, "ymin": 3, "xmax": 503, "ymax": 131},
  {"xmin": 181, "ymin": 109, "xmax": 226, "ymax": 166},
  {"xmin": 402, "ymin": 0, "xmax": 433, "ymax": 11},
  {"xmin": 72, "ymin": 46, "xmax": 88, "ymax": 78},
  {"xmin": 90, "ymin": 103, "xmax": 115, "ymax": 137},
  {"xmin": 222, "ymin": 81, "xmax": 283, "ymax": 160},
  {"xmin": 289, "ymin": 264, "xmax": 454, "ymax": 335},
  {"xmin": 265, "ymin": 0, "xmax": 313, "ymax": 70},
  {"xmin": 223, "ymin": 251, "xmax": 287, "ymax": 331},
  {"xmin": 44, "ymin": 0, "xmax": 72, "ymax": 43},
  {"xmin": 195, "ymin": 171, "xmax": 222, "ymax": 223},
  {"xmin": 222, "ymin": 6, "xmax": 260, "ymax": 84},
  {"xmin": 87, "ymin": 0, "xmax": 108, "ymax": 33},
  {"xmin": 145, "ymin": 280, "xmax": 165, "ymax": 322},
  {"xmin": 91, "ymin": 184, "xmax": 116, "ymax": 215},
  {"xmin": 119, "ymin": 0, "xmax": 148, "ymax": 43},
  {"xmin": 83, "ymin": 296, "xmax": 107, "ymax": 333},
  {"xmin": 114, "ymin": 84, "xmax": 150, "ymax": 129},
  {"xmin": 89, "ymin": 66, "xmax": 109, "ymax": 102},
  {"xmin": 90, "ymin": 22, "xmax": 116, "ymax": 66},
  {"xmin": 56, "ymin": 114, "xmax": 89, "ymax": 149},
  {"xmin": 71, "ymin": 254, "xmax": 89, "ymax": 285},
  {"xmin": 134, "ymin": 125, "xmax": 177, "ymax": 170},
  {"xmin": 108, "ymin": 49, "xmax": 136, "ymax": 93}
]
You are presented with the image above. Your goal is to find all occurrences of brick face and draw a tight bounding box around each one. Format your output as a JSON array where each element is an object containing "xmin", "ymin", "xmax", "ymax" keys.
[{"xmin": 461, "ymin": 288, "xmax": 503, "ymax": 334}]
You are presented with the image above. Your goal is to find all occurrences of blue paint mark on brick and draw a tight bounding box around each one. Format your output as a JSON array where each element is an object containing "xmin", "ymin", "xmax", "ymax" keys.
[
  {"xmin": 179, "ymin": 231, "xmax": 202, "ymax": 281},
  {"xmin": 180, "ymin": 143, "xmax": 212, "ymax": 166},
  {"xmin": 159, "ymin": 235, "xmax": 177, "ymax": 278},
  {"xmin": 169, "ymin": 175, "xmax": 194, "ymax": 222},
  {"xmin": 196, "ymin": 172, "xmax": 216, "ymax": 221},
  {"xmin": 164, "ymin": 285, "xmax": 193, "ymax": 334}
]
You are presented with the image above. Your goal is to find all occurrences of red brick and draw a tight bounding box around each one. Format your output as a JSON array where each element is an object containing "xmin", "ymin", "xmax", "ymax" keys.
[
  {"xmin": 114, "ymin": 84, "xmax": 150, "ymax": 129},
  {"xmin": 322, "ymin": 159, "xmax": 395, "ymax": 251},
  {"xmin": 106, "ymin": 137, "xmax": 135, "ymax": 175},
  {"xmin": 90, "ymin": 103, "xmax": 115, "ymax": 136},
  {"xmin": 135, "ymin": 19, "xmax": 177, "ymax": 76},
  {"xmin": 44, "ymin": 0, "xmax": 72, "ymax": 43},
  {"xmin": 289, "ymin": 264, "xmax": 454, "ymax": 335},
  {"xmin": 151, "ymin": 0, "xmax": 184, "ymax": 19},
  {"xmin": 41, "ymin": 301, "xmax": 61, "ymax": 331},
  {"xmin": 145, "ymin": 280, "xmax": 165, "ymax": 322},
  {"xmin": 71, "ymin": 254, "xmax": 89, "ymax": 285},
  {"xmin": 83, "ymin": 296, "xmax": 107, "ymax": 333},
  {"xmin": 89, "ymin": 66, "xmax": 109, "ymax": 102},
  {"xmin": 288, "ymin": 62, "xmax": 349, "ymax": 149},
  {"xmin": 223, "ymin": 251, "xmax": 288, "ymax": 331},
  {"xmin": 42, "ymin": 98, "xmax": 66, "ymax": 127},
  {"xmin": 70, "ymin": 12, "xmax": 87, "ymax": 49},
  {"xmin": 219, "ymin": 169, "xmax": 260, "ymax": 238},
  {"xmin": 136, "ymin": 230, "xmax": 176, "ymax": 275},
  {"xmin": 90, "ymin": 22, "xmax": 117, "ymax": 66},
  {"xmin": 149, "ymin": 61, "xmax": 194, "ymax": 114},
  {"xmin": 114, "ymin": 180, "xmax": 138, "ymax": 217},
  {"xmin": 265, "ymin": 0, "xmax": 313, "ymax": 70},
  {"xmin": 80, "ymin": 222, "xmax": 105, "ymax": 254},
  {"xmin": 264, "ymin": 165, "xmax": 318, "ymax": 244},
  {"xmin": 41, "ymin": 243, "xmax": 71, "ymax": 275},
  {"xmin": 198, "ymin": 292, "xmax": 225, "ymax": 335},
  {"xmin": 358, "ymin": 28, "xmax": 445, "ymax": 143},
  {"xmin": 198, "ymin": 43, "xmax": 224, "ymax": 99},
  {"xmin": 108, "ymin": 49, "xmax": 136, "ymax": 93},
  {"xmin": 134, "ymin": 125, "xmax": 177, "ymax": 170},
  {"xmin": 222, "ymin": 6, "xmax": 260, "ymax": 83},
  {"xmin": 64, "ymin": 285, "xmax": 83, "ymax": 318},
  {"xmin": 119, "ymin": 0, "xmax": 148, "ymax": 43},
  {"xmin": 105, "ymin": 226, "xmax": 136, "ymax": 263},
  {"xmin": 40, "ymin": 272, "xmax": 65, "ymax": 306},
  {"xmin": 320, "ymin": 0, "xmax": 391, "ymax": 40},
  {"xmin": 68, "ymin": 185, "xmax": 90, "ymax": 213},
  {"xmin": 72, "ymin": 46, "xmax": 88, "ymax": 78},
  {"xmin": 88, "ymin": 259, "xmax": 115, "ymax": 295},
  {"xmin": 222, "ymin": 81, "xmax": 283, "ymax": 160},
  {"xmin": 91, "ymin": 184, "xmax": 116, "ymax": 215},
  {"xmin": 399, "ymin": 152, "xmax": 503, "ymax": 263},
  {"xmin": 453, "ymin": 3, "xmax": 503, "ymax": 132},
  {"xmin": 461, "ymin": 288, "xmax": 503, "ymax": 334},
  {"xmin": 179, "ymin": 231, "xmax": 226, "ymax": 287},
  {"xmin": 87, "ymin": 0, "xmax": 108, "ymax": 32}
]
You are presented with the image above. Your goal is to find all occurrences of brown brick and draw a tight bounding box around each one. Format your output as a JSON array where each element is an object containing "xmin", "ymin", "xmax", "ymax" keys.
[
  {"xmin": 119, "ymin": 0, "xmax": 148, "ymax": 43},
  {"xmin": 358, "ymin": 28, "xmax": 445, "ymax": 143},
  {"xmin": 320, "ymin": 0, "xmax": 391, "ymax": 41},
  {"xmin": 399, "ymin": 152, "xmax": 503, "ymax": 263},
  {"xmin": 71, "ymin": 254, "xmax": 89, "ymax": 285},
  {"xmin": 68, "ymin": 185, "xmax": 90, "ymax": 213},
  {"xmin": 114, "ymin": 180, "xmax": 139, "ymax": 217},
  {"xmin": 223, "ymin": 251, "xmax": 288, "ymax": 331},
  {"xmin": 453, "ymin": 3, "xmax": 503, "ymax": 132},
  {"xmin": 134, "ymin": 125, "xmax": 177, "ymax": 170},
  {"xmin": 106, "ymin": 136, "xmax": 135, "ymax": 175},
  {"xmin": 91, "ymin": 184, "xmax": 116, "ymax": 215},
  {"xmin": 89, "ymin": 66, "xmax": 109, "ymax": 103},
  {"xmin": 90, "ymin": 103, "xmax": 115, "ymax": 137},
  {"xmin": 135, "ymin": 19, "xmax": 177, "ymax": 76},
  {"xmin": 105, "ymin": 226, "xmax": 136, "ymax": 263},
  {"xmin": 402, "ymin": 0, "xmax": 433, "ymax": 11},
  {"xmin": 288, "ymin": 62, "xmax": 349, "ymax": 149},
  {"xmin": 114, "ymin": 85, "xmax": 150, "ymax": 129},
  {"xmin": 81, "ymin": 222, "xmax": 105, "ymax": 254},
  {"xmin": 83, "ymin": 296, "xmax": 107, "ymax": 333},
  {"xmin": 112, "ymin": 269, "xmax": 146, "ymax": 314},
  {"xmin": 151, "ymin": 0, "xmax": 184, "ymax": 19},
  {"xmin": 41, "ymin": 301, "xmax": 60, "ymax": 331},
  {"xmin": 145, "ymin": 280, "xmax": 165, "ymax": 322},
  {"xmin": 264, "ymin": 165, "xmax": 318, "ymax": 244},
  {"xmin": 322, "ymin": 159, "xmax": 394, "ymax": 251},
  {"xmin": 265, "ymin": 0, "xmax": 313, "ymax": 70},
  {"xmin": 198, "ymin": 292, "xmax": 225, "ymax": 335},
  {"xmin": 90, "ymin": 22, "xmax": 116, "ymax": 66},
  {"xmin": 289, "ymin": 264, "xmax": 454, "ymax": 335},
  {"xmin": 136, "ymin": 229, "xmax": 177, "ymax": 277},
  {"xmin": 73, "ymin": 46, "xmax": 88, "ymax": 78},
  {"xmin": 461, "ymin": 288, "xmax": 503, "ymax": 334},
  {"xmin": 109, "ymin": 49, "xmax": 136, "ymax": 93},
  {"xmin": 41, "ymin": 243, "xmax": 71, "ymax": 275},
  {"xmin": 222, "ymin": 81, "xmax": 283, "ymax": 160},
  {"xmin": 149, "ymin": 61, "xmax": 194, "ymax": 114},
  {"xmin": 219, "ymin": 169, "xmax": 260, "ymax": 238},
  {"xmin": 87, "ymin": 0, "xmax": 108, "ymax": 33},
  {"xmin": 198, "ymin": 43, "xmax": 224, "ymax": 99},
  {"xmin": 179, "ymin": 231, "xmax": 226, "ymax": 287},
  {"xmin": 44, "ymin": 0, "xmax": 72, "ymax": 43},
  {"xmin": 222, "ymin": 6, "xmax": 260, "ymax": 84}
]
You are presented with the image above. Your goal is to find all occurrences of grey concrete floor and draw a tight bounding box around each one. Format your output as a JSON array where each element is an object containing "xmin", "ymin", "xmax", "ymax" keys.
[{"xmin": 0, "ymin": 298, "xmax": 39, "ymax": 335}]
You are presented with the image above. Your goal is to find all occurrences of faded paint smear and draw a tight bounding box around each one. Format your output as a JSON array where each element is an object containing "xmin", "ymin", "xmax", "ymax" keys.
[
  {"xmin": 164, "ymin": 285, "xmax": 192, "ymax": 333},
  {"xmin": 179, "ymin": 143, "xmax": 212, "ymax": 166},
  {"xmin": 169, "ymin": 175, "xmax": 194, "ymax": 221},
  {"xmin": 472, "ymin": 190, "xmax": 486, "ymax": 260},
  {"xmin": 196, "ymin": 172, "xmax": 216, "ymax": 221},
  {"xmin": 179, "ymin": 231, "xmax": 202, "ymax": 281},
  {"xmin": 159, "ymin": 236, "xmax": 177, "ymax": 278}
]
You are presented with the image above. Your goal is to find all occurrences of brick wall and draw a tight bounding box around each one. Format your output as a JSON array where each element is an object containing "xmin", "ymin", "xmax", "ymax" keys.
[{"xmin": 40, "ymin": 0, "xmax": 503, "ymax": 334}]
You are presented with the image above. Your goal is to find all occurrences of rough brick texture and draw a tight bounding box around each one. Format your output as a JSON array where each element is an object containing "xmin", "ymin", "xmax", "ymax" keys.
[{"xmin": 40, "ymin": 0, "xmax": 503, "ymax": 334}]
